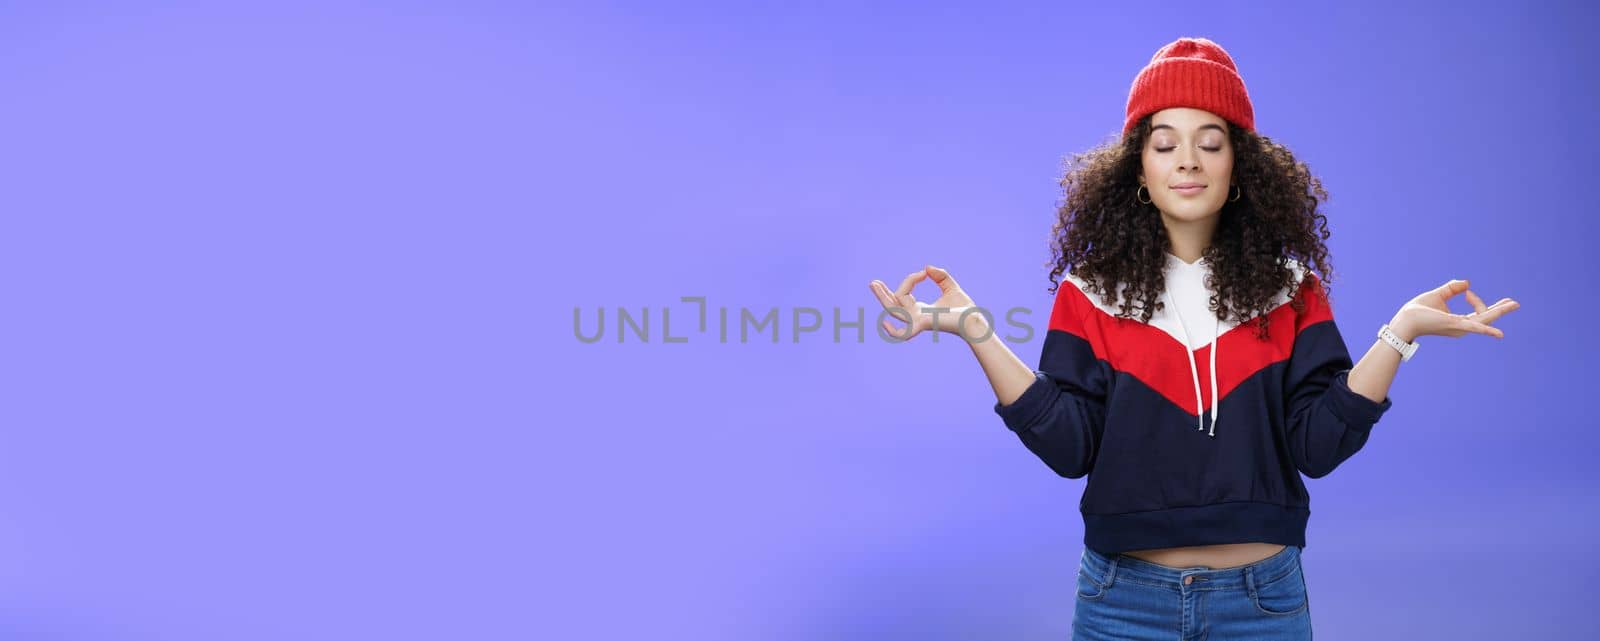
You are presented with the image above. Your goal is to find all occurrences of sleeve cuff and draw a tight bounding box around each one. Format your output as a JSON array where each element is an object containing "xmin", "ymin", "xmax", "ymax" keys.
[
  {"xmin": 994, "ymin": 371, "xmax": 1054, "ymax": 432},
  {"xmin": 1325, "ymin": 369, "xmax": 1392, "ymax": 430}
]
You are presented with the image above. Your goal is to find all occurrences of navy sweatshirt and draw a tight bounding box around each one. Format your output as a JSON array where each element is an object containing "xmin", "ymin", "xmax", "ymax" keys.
[{"xmin": 994, "ymin": 252, "xmax": 1392, "ymax": 555}]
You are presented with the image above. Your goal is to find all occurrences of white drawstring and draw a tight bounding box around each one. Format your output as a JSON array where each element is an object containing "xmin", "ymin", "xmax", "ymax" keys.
[
  {"xmin": 1208, "ymin": 314, "xmax": 1219, "ymax": 436},
  {"xmin": 1164, "ymin": 291, "xmax": 1220, "ymax": 437}
]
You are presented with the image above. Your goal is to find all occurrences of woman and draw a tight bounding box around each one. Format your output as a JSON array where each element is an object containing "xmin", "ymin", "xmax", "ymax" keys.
[{"xmin": 866, "ymin": 37, "xmax": 1518, "ymax": 639}]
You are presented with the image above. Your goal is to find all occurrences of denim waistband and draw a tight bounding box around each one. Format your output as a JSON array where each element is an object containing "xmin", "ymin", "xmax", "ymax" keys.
[{"xmin": 1080, "ymin": 544, "xmax": 1301, "ymax": 592}]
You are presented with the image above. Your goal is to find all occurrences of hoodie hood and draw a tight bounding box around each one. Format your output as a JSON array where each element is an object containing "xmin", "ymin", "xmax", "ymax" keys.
[{"xmin": 1161, "ymin": 251, "xmax": 1224, "ymax": 436}]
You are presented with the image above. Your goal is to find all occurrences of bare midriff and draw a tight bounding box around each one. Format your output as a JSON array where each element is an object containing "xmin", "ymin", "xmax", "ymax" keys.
[{"xmin": 1120, "ymin": 542, "xmax": 1287, "ymax": 570}]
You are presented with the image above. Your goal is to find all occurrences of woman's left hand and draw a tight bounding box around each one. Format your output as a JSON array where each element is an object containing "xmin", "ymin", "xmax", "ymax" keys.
[{"xmin": 1389, "ymin": 278, "xmax": 1519, "ymax": 342}]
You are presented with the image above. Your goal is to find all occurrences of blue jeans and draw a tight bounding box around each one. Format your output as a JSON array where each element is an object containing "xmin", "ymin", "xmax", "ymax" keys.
[{"xmin": 1072, "ymin": 544, "xmax": 1312, "ymax": 640}]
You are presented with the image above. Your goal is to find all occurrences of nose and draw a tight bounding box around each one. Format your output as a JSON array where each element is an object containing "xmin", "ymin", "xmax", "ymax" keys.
[{"xmin": 1178, "ymin": 144, "xmax": 1202, "ymax": 172}]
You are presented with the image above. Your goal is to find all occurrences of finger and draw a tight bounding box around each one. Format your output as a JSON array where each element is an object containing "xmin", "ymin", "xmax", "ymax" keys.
[
  {"xmin": 895, "ymin": 270, "xmax": 927, "ymax": 297},
  {"xmin": 869, "ymin": 280, "xmax": 897, "ymax": 309},
  {"xmin": 1465, "ymin": 289, "xmax": 1487, "ymax": 314},
  {"xmin": 1457, "ymin": 317, "xmax": 1504, "ymax": 338},
  {"xmin": 887, "ymin": 282, "xmax": 913, "ymax": 308},
  {"xmin": 882, "ymin": 317, "xmax": 918, "ymax": 341},
  {"xmin": 1471, "ymin": 298, "xmax": 1520, "ymax": 324},
  {"xmin": 925, "ymin": 265, "xmax": 960, "ymax": 294},
  {"xmin": 1433, "ymin": 279, "xmax": 1470, "ymax": 299},
  {"xmin": 881, "ymin": 318, "xmax": 910, "ymax": 342},
  {"xmin": 870, "ymin": 281, "xmax": 896, "ymax": 308}
]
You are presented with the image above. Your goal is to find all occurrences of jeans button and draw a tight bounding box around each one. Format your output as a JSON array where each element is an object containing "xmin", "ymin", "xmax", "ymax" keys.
[{"xmin": 1183, "ymin": 576, "xmax": 1193, "ymax": 585}]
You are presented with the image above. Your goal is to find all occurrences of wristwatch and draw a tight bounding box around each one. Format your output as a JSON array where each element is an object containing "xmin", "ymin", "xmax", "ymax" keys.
[{"xmin": 1377, "ymin": 323, "xmax": 1418, "ymax": 362}]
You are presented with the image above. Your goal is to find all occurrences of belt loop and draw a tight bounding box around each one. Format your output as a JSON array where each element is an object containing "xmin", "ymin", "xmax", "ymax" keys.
[
  {"xmin": 1243, "ymin": 564, "xmax": 1257, "ymax": 599},
  {"xmin": 1105, "ymin": 554, "xmax": 1119, "ymax": 588}
]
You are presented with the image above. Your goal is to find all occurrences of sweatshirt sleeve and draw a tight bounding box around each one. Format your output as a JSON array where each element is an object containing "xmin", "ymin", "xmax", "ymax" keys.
[
  {"xmin": 993, "ymin": 279, "xmax": 1110, "ymax": 479},
  {"xmin": 1283, "ymin": 273, "xmax": 1393, "ymax": 479}
]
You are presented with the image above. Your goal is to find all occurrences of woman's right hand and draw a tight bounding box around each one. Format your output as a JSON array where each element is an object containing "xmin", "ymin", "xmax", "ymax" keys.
[{"xmin": 868, "ymin": 265, "xmax": 984, "ymax": 342}]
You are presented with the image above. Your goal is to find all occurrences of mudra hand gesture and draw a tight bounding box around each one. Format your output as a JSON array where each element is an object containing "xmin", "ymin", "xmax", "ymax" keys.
[
  {"xmin": 868, "ymin": 265, "xmax": 984, "ymax": 342},
  {"xmin": 1389, "ymin": 278, "xmax": 1520, "ymax": 342}
]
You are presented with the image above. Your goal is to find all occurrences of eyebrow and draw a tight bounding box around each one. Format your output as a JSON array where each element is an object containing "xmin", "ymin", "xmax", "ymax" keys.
[{"xmin": 1151, "ymin": 123, "xmax": 1226, "ymax": 134}]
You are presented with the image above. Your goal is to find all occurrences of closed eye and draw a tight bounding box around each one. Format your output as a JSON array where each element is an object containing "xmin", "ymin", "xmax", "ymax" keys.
[{"xmin": 1155, "ymin": 147, "xmax": 1223, "ymax": 153}]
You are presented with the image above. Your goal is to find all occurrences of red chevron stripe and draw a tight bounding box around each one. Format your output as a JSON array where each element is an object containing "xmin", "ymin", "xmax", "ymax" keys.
[{"xmin": 1049, "ymin": 274, "xmax": 1333, "ymax": 415}]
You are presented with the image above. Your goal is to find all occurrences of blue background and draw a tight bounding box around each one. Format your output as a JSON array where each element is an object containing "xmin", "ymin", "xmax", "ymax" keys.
[{"xmin": 3, "ymin": 1, "xmax": 1592, "ymax": 639}]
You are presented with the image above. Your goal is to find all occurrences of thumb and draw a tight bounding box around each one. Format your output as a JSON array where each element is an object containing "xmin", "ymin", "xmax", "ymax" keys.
[{"xmin": 925, "ymin": 265, "xmax": 958, "ymax": 292}]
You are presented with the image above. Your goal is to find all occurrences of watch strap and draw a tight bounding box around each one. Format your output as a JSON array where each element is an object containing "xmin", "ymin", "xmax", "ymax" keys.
[{"xmin": 1377, "ymin": 323, "xmax": 1417, "ymax": 362}]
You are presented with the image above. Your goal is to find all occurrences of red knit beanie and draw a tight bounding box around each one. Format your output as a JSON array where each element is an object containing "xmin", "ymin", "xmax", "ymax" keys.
[{"xmin": 1124, "ymin": 37, "xmax": 1255, "ymax": 135}]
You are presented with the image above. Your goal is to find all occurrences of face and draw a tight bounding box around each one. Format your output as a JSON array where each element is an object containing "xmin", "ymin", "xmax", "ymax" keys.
[{"xmin": 1139, "ymin": 107, "xmax": 1234, "ymax": 223}]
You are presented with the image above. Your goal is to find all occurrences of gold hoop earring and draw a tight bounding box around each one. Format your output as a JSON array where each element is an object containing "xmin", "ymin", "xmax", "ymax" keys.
[
  {"xmin": 1136, "ymin": 185, "xmax": 1152, "ymax": 205},
  {"xmin": 1229, "ymin": 185, "xmax": 1242, "ymax": 202}
]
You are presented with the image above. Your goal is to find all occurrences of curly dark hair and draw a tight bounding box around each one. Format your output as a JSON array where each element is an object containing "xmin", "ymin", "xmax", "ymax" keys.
[{"xmin": 1046, "ymin": 114, "xmax": 1336, "ymax": 342}]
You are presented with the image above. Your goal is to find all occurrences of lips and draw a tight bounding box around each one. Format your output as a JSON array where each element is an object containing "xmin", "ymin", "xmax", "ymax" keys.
[{"xmin": 1171, "ymin": 184, "xmax": 1206, "ymax": 196}]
